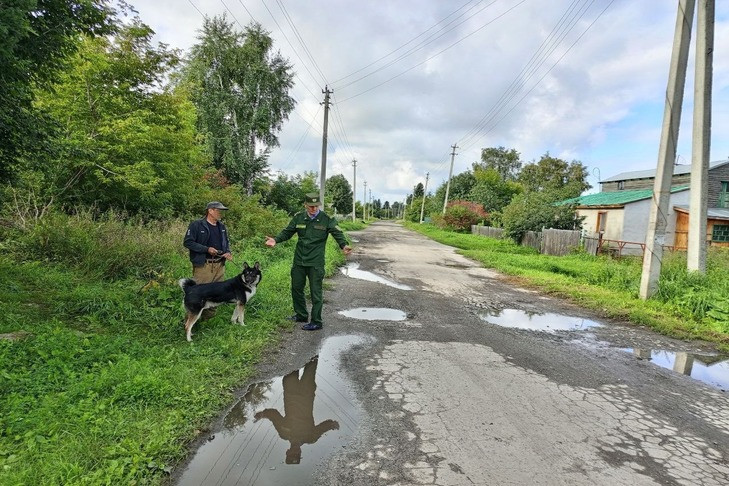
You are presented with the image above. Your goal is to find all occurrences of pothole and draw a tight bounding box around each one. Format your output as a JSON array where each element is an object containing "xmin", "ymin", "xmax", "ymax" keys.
[
  {"xmin": 622, "ymin": 348, "xmax": 729, "ymax": 390},
  {"xmin": 339, "ymin": 307, "xmax": 407, "ymax": 321},
  {"xmin": 177, "ymin": 335, "xmax": 371, "ymax": 485},
  {"xmin": 479, "ymin": 309, "xmax": 602, "ymax": 332},
  {"xmin": 340, "ymin": 262, "xmax": 412, "ymax": 290}
]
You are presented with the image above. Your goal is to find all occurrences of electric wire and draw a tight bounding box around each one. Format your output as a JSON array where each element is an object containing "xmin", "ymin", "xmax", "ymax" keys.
[{"xmin": 336, "ymin": 0, "xmax": 526, "ymax": 104}]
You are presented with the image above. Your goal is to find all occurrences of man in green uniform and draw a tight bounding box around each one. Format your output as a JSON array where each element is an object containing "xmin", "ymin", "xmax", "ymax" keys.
[{"xmin": 265, "ymin": 193, "xmax": 352, "ymax": 331}]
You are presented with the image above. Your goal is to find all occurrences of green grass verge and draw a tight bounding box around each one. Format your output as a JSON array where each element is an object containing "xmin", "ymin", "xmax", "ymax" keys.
[
  {"xmin": 0, "ymin": 238, "xmax": 346, "ymax": 485},
  {"xmin": 404, "ymin": 222, "xmax": 729, "ymax": 350}
]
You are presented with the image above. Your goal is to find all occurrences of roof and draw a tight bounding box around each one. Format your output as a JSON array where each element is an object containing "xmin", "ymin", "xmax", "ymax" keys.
[
  {"xmin": 558, "ymin": 186, "xmax": 689, "ymax": 207},
  {"xmin": 674, "ymin": 205, "xmax": 729, "ymax": 220},
  {"xmin": 601, "ymin": 159, "xmax": 729, "ymax": 183}
]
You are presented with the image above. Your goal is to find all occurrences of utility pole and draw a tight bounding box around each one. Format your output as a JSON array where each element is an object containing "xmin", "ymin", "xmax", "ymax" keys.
[
  {"xmin": 369, "ymin": 188, "xmax": 373, "ymax": 219},
  {"xmin": 319, "ymin": 86, "xmax": 332, "ymax": 206},
  {"xmin": 640, "ymin": 0, "xmax": 695, "ymax": 300},
  {"xmin": 363, "ymin": 180, "xmax": 367, "ymax": 221},
  {"xmin": 419, "ymin": 172, "xmax": 430, "ymax": 224},
  {"xmin": 352, "ymin": 159, "xmax": 357, "ymax": 222},
  {"xmin": 687, "ymin": 0, "xmax": 714, "ymax": 273},
  {"xmin": 443, "ymin": 143, "xmax": 458, "ymax": 214}
]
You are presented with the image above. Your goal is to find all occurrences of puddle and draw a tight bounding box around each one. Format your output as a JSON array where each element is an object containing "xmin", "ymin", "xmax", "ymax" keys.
[
  {"xmin": 177, "ymin": 335, "xmax": 369, "ymax": 485},
  {"xmin": 480, "ymin": 309, "xmax": 602, "ymax": 332},
  {"xmin": 339, "ymin": 307, "xmax": 407, "ymax": 321},
  {"xmin": 623, "ymin": 348, "xmax": 729, "ymax": 390},
  {"xmin": 340, "ymin": 262, "xmax": 412, "ymax": 290}
]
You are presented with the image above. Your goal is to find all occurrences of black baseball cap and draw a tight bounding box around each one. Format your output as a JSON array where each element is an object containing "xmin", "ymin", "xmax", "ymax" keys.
[{"xmin": 206, "ymin": 201, "xmax": 229, "ymax": 210}]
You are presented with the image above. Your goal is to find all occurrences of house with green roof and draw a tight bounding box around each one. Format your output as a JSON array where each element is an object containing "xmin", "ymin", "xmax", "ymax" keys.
[{"xmin": 559, "ymin": 186, "xmax": 690, "ymax": 255}]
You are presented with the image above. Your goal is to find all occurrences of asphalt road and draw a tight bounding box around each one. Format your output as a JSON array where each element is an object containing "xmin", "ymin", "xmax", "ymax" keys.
[{"xmin": 175, "ymin": 221, "xmax": 729, "ymax": 486}]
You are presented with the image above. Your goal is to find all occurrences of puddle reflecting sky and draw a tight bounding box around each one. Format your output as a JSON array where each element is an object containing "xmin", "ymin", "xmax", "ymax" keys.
[
  {"xmin": 339, "ymin": 307, "xmax": 407, "ymax": 321},
  {"xmin": 177, "ymin": 335, "xmax": 368, "ymax": 486},
  {"xmin": 480, "ymin": 309, "xmax": 602, "ymax": 332},
  {"xmin": 623, "ymin": 348, "xmax": 729, "ymax": 390},
  {"xmin": 340, "ymin": 262, "xmax": 412, "ymax": 290}
]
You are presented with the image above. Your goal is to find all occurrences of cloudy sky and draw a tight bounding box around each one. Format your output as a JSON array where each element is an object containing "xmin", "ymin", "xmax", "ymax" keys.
[{"xmin": 131, "ymin": 0, "xmax": 729, "ymax": 205}]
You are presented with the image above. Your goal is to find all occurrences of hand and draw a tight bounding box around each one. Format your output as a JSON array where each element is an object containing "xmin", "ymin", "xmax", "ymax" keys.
[
  {"xmin": 342, "ymin": 245, "xmax": 352, "ymax": 256},
  {"xmin": 222, "ymin": 252, "xmax": 232, "ymax": 261},
  {"xmin": 207, "ymin": 247, "xmax": 218, "ymax": 256},
  {"xmin": 265, "ymin": 236, "xmax": 276, "ymax": 247}
]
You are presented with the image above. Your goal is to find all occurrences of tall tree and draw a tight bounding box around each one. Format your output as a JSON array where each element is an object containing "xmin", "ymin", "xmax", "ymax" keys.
[
  {"xmin": 477, "ymin": 146, "xmax": 522, "ymax": 181},
  {"xmin": 325, "ymin": 174, "xmax": 353, "ymax": 215},
  {"xmin": 264, "ymin": 171, "xmax": 317, "ymax": 215},
  {"xmin": 469, "ymin": 167, "xmax": 523, "ymax": 214},
  {"xmin": 0, "ymin": 0, "xmax": 115, "ymax": 182},
  {"xmin": 518, "ymin": 153, "xmax": 590, "ymax": 200},
  {"xmin": 186, "ymin": 16, "xmax": 295, "ymax": 194},
  {"xmin": 413, "ymin": 182, "xmax": 425, "ymax": 199},
  {"xmin": 434, "ymin": 170, "xmax": 476, "ymax": 208}
]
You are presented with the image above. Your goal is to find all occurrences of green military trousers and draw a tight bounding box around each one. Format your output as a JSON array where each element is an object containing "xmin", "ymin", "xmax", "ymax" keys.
[{"xmin": 291, "ymin": 264, "xmax": 325, "ymax": 324}]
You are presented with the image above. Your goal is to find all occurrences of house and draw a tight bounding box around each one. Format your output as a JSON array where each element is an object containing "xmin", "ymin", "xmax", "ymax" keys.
[
  {"xmin": 559, "ymin": 157, "xmax": 729, "ymax": 254},
  {"xmin": 561, "ymin": 187, "xmax": 690, "ymax": 255}
]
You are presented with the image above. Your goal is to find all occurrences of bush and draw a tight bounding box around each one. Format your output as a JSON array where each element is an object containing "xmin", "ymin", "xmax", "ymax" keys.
[
  {"xmin": 501, "ymin": 192, "xmax": 581, "ymax": 242},
  {"xmin": 438, "ymin": 200, "xmax": 488, "ymax": 232}
]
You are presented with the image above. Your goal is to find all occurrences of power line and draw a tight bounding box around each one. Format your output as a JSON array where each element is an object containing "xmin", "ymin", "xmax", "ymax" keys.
[
  {"xmin": 275, "ymin": 0, "xmax": 329, "ymax": 85},
  {"xmin": 336, "ymin": 0, "xmax": 526, "ymax": 103}
]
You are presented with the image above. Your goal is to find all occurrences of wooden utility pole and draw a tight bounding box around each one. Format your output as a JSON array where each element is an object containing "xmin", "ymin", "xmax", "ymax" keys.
[
  {"xmin": 363, "ymin": 180, "xmax": 367, "ymax": 220},
  {"xmin": 640, "ymin": 0, "xmax": 695, "ymax": 299},
  {"xmin": 443, "ymin": 144, "xmax": 458, "ymax": 214},
  {"xmin": 352, "ymin": 159, "xmax": 357, "ymax": 222},
  {"xmin": 419, "ymin": 172, "xmax": 430, "ymax": 224},
  {"xmin": 319, "ymin": 86, "xmax": 332, "ymax": 206},
  {"xmin": 687, "ymin": 0, "xmax": 714, "ymax": 272}
]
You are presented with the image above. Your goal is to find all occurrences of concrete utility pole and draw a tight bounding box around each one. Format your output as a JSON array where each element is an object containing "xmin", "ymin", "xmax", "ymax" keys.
[
  {"xmin": 319, "ymin": 86, "xmax": 332, "ymax": 206},
  {"xmin": 443, "ymin": 144, "xmax": 459, "ymax": 214},
  {"xmin": 352, "ymin": 159, "xmax": 357, "ymax": 222},
  {"xmin": 369, "ymin": 188, "xmax": 373, "ymax": 219},
  {"xmin": 419, "ymin": 172, "xmax": 430, "ymax": 224},
  {"xmin": 363, "ymin": 180, "xmax": 367, "ymax": 220},
  {"xmin": 687, "ymin": 0, "xmax": 714, "ymax": 273},
  {"xmin": 640, "ymin": 0, "xmax": 695, "ymax": 300}
]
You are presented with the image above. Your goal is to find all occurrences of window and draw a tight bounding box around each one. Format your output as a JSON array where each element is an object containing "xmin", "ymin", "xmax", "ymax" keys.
[
  {"xmin": 712, "ymin": 224, "xmax": 729, "ymax": 243},
  {"xmin": 719, "ymin": 181, "xmax": 729, "ymax": 208},
  {"xmin": 617, "ymin": 181, "xmax": 625, "ymax": 190}
]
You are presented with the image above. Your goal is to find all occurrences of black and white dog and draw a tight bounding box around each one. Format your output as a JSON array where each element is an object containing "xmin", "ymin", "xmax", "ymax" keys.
[{"xmin": 178, "ymin": 261, "xmax": 262, "ymax": 342}]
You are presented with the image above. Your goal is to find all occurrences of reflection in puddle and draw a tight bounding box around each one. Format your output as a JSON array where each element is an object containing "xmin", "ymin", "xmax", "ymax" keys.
[
  {"xmin": 480, "ymin": 309, "xmax": 602, "ymax": 332},
  {"xmin": 178, "ymin": 335, "xmax": 368, "ymax": 485},
  {"xmin": 623, "ymin": 348, "xmax": 729, "ymax": 390},
  {"xmin": 339, "ymin": 307, "xmax": 407, "ymax": 321},
  {"xmin": 340, "ymin": 262, "xmax": 412, "ymax": 290}
]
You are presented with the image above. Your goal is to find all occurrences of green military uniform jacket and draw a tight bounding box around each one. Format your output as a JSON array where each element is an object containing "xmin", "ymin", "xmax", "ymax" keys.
[{"xmin": 274, "ymin": 210, "xmax": 348, "ymax": 267}]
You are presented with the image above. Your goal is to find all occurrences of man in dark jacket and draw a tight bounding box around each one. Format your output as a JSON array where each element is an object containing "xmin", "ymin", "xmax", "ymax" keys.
[
  {"xmin": 265, "ymin": 193, "xmax": 351, "ymax": 331},
  {"xmin": 183, "ymin": 201, "xmax": 233, "ymax": 303}
]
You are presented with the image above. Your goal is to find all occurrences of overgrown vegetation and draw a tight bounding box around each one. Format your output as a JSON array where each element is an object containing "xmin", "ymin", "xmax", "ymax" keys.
[{"xmin": 405, "ymin": 222, "xmax": 729, "ymax": 349}]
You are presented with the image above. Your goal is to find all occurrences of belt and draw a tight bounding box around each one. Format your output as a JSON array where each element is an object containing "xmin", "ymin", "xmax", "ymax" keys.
[{"xmin": 205, "ymin": 257, "xmax": 224, "ymax": 264}]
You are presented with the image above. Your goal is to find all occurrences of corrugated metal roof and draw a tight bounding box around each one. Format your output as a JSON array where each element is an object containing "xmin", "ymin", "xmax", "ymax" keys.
[
  {"xmin": 601, "ymin": 159, "xmax": 729, "ymax": 183},
  {"xmin": 559, "ymin": 186, "xmax": 689, "ymax": 207},
  {"xmin": 674, "ymin": 205, "xmax": 729, "ymax": 220}
]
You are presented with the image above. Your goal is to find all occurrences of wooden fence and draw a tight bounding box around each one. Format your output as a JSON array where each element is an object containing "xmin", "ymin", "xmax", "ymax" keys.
[
  {"xmin": 470, "ymin": 225, "xmax": 504, "ymax": 239},
  {"xmin": 472, "ymin": 225, "xmax": 582, "ymax": 256}
]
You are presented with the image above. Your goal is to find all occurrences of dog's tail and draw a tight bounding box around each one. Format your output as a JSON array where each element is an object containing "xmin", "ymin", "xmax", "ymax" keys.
[{"xmin": 178, "ymin": 278, "xmax": 196, "ymax": 292}]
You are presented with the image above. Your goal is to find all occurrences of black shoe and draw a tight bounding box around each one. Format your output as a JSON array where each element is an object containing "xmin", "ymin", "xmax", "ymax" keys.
[
  {"xmin": 301, "ymin": 322, "xmax": 323, "ymax": 331},
  {"xmin": 289, "ymin": 315, "xmax": 308, "ymax": 323}
]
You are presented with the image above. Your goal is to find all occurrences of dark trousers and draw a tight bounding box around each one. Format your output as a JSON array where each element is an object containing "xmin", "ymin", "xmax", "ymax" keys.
[{"xmin": 291, "ymin": 265, "xmax": 325, "ymax": 324}]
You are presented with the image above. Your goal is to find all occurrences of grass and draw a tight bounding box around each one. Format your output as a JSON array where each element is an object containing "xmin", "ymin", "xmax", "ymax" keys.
[
  {"xmin": 405, "ymin": 222, "xmax": 729, "ymax": 350},
  {"xmin": 0, "ymin": 215, "xmax": 347, "ymax": 485}
]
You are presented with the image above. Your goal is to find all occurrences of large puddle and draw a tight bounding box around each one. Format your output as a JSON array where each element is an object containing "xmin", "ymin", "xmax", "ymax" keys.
[
  {"xmin": 339, "ymin": 307, "xmax": 407, "ymax": 321},
  {"xmin": 340, "ymin": 262, "xmax": 412, "ymax": 290},
  {"xmin": 480, "ymin": 309, "xmax": 602, "ymax": 332},
  {"xmin": 177, "ymin": 335, "xmax": 369, "ymax": 485},
  {"xmin": 623, "ymin": 348, "xmax": 729, "ymax": 390}
]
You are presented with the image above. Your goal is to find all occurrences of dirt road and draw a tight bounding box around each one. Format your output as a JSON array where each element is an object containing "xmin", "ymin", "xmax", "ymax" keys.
[{"xmin": 175, "ymin": 221, "xmax": 729, "ymax": 486}]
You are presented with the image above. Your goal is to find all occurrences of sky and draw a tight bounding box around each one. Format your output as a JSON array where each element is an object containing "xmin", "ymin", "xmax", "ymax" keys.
[{"xmin": 130, "ymin": 0, "xmax": 729, "ymax": 205}]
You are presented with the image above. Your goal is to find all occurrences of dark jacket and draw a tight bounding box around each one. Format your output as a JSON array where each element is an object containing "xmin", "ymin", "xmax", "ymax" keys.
[
  {"xmin": 274, "ymin": 210, "xmax": 348, "ymax": 267},
  {"xmin": 183, "ymin": 218, "xmax": 230, "ymax": 266}
]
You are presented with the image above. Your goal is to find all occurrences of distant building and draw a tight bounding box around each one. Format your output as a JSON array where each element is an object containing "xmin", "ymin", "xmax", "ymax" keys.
[{"xmin": 558, "ymin": 158, "xmax": 729, "ymax": 254}]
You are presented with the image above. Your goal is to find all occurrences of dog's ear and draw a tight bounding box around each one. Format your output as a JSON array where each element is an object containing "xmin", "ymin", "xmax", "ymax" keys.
[
  {"xmin": 254, "ymin": 261, "xmax": 260, "ymax": 270},
  {"xmin": 243, "ymin": 262, "xmax": 250, "ymax": 269}
]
